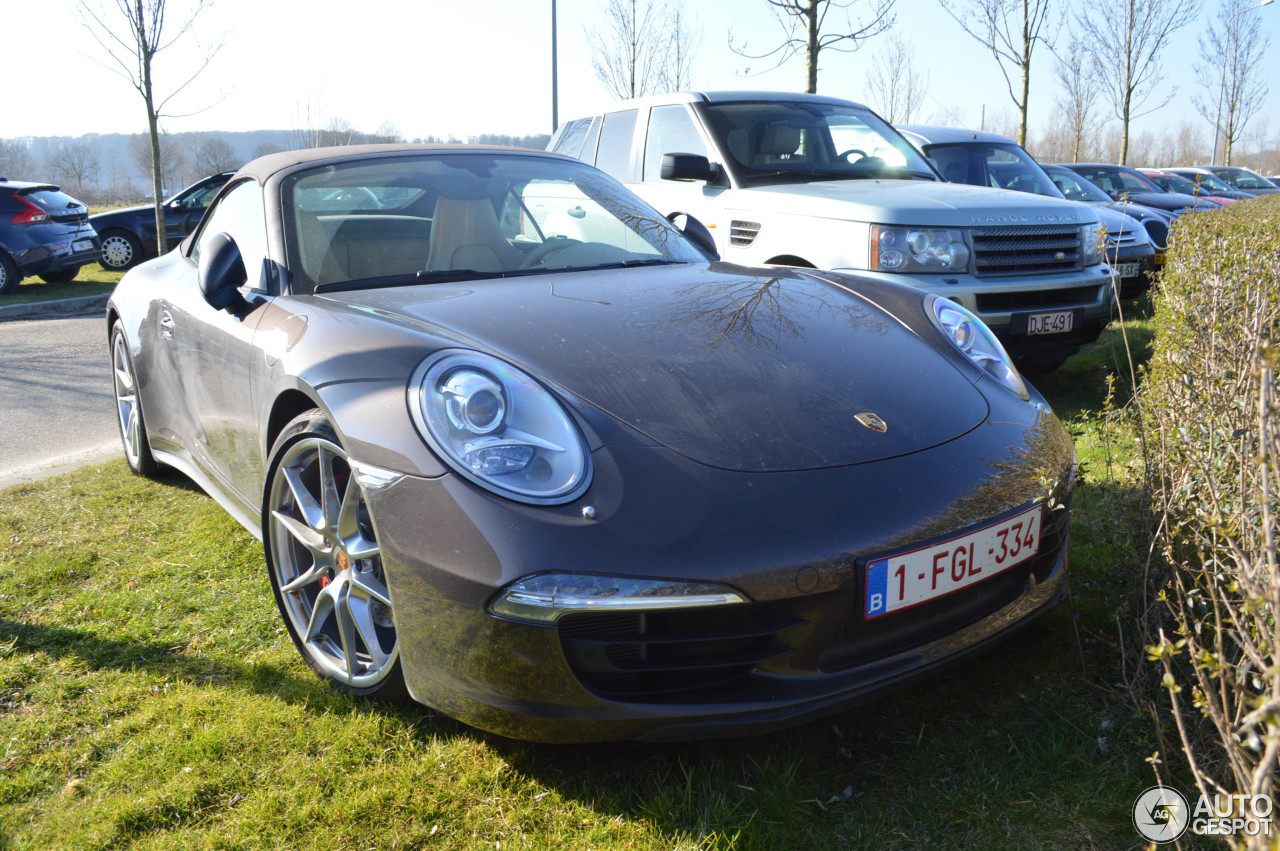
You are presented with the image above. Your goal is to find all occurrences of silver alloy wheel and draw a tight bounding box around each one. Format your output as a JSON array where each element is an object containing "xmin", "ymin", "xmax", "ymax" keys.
[
  {"xmin": 101, "ymin": 234, "xmax": 135, "ymax": 269},
  {"xmin": 268, "ymin": 436, "xmax": 398, "ymax": 688},
  {"xmin": 111, "ymin": 330, "xmax": 144, "ymax": 467}
]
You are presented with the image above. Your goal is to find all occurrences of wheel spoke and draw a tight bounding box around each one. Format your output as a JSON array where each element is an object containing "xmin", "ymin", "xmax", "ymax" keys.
[
  {"xmin": 281, "ymin": 461, "xmax": 325, "ymax": 531},
  {"xmin": 126, "ymin": 407, "xmax": 140, "ymax": 457},
  {"xmin": 271, "ymin": 509, "xmax": 328, "ymax": 554},
  {"xmin": 318, "ymin": 447, "xmax": 342, "ymax": 532},
  {"xmin": 303, "ymin": 581, "xmax": 339, "ymax": 644},
  {"xmin": 349, "ymin": 570, "xmax": 392, "ymax": 608},
  {"xmin": 346, "ymin": 593, "xmax": 390, "ymax": 671},
  {"xmin": 333, "ymin": 583, "xmax": 358, "ymax": 684},
  {"xmin": 336, "ymin": 471, "xmax": 363, "ymax": 542}
]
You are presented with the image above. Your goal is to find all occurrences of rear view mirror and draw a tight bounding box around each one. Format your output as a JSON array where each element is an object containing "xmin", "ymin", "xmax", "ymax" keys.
[
  {"xmin": 661, "ymin": 153, "xmax": 718, "ymax": 183},
  {"xmin": 667, "ymin": 212, "xmax": 719, "ymax": 261}
]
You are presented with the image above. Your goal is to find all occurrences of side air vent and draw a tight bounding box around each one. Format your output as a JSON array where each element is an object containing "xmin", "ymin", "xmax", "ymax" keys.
[{"xmin": 729, "ymin": 220, "xmax": 761, "ymax": 247}]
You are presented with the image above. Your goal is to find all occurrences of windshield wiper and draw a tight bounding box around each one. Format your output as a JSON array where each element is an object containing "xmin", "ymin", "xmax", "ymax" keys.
[
  {"xmin": 570, "ymin": 258, "xmax": 680, "ymax": 272},
  {"xmin": 314, "ymin": 268, "xmax": 504, "ymax": 293}
]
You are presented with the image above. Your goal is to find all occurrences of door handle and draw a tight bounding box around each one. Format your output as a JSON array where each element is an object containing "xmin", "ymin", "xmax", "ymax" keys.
[{"xmin": 160, "ymin": 311, "xmax": 175, "ymax": 339}]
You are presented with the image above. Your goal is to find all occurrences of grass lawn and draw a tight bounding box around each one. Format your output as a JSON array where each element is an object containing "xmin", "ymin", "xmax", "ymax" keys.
[
  {"xmin": 0, "ymin": 302, "xmax": 1184, "ymax": 850},
  {"xmin": 3, "ymin": 266, "xmax": 121, "ymax": 307}
]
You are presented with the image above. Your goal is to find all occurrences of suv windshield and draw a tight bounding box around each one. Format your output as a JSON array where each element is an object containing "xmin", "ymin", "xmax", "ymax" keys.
[
  {"xmin": 921, "ymin": 141, "xmax": 1063, "ymax": 197},
  {"xmin": 703, "ymin": 101, "xmax": 937, "ymax": 183},
  {"xmin": 286, "ymin": 153, "xmax": 706, "ymax": 293}
]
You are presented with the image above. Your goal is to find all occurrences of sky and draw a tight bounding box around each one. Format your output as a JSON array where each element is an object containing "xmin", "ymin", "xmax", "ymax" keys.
[{"xmin": 3, "ymin": 0, "xmax": 1279, "ymax": 154}]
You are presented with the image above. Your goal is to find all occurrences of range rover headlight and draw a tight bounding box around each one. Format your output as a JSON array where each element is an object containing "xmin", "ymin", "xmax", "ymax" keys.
[
  {"xmin": 928, "ymin": 296, "xmax": 1029, "ymax": 400},
  {"xmin": 410, "ymin": 350, "xmax": 591, "ymax": 504},
  {"xmin": 871, "ymin": 226, "xmax": 970, "ymax": 273},
  {"xmin": 488, "ymin": 573, "xmax": 749, "ymax": 624},
  {"xmin": 1082, "ymin": 223, "xmax": 1105, "ymax": 266}
]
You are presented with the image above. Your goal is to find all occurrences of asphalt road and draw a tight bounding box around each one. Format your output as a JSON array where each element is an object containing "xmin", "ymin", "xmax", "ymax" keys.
[{"xmin": 0, "ymin": 311, "xmax": 120, "ymax": 489}]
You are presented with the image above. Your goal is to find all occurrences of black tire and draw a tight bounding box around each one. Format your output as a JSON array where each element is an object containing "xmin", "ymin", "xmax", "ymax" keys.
[
  {"xmin": 110, "ymin": 321, "xmax": 160, "ymax": 476},
  {"xmin": 0, "ymin": 252, "xmax": 20, "ymax": 295},
  {"xmin": 39, "ymin": 267, "xmax": 80, "ymax": 284},
  {"xmin": 263, "ymin": 410, "xmax": 407, "ymax": 701},
  {"xmin": 99, "ymin": 230, "xmax": 143, "ymax": 271}
]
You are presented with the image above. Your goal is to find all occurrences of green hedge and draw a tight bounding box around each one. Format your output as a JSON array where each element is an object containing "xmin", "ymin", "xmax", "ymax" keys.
[{"xmin": 1143, "ymin": 194, "xmax": 1280, "ymax": 827}]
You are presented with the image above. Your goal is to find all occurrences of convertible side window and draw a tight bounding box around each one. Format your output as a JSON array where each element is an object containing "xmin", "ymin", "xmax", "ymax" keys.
[{"xmin": 190, "ymin": 181, "xmax": 268, "ymax": 288}]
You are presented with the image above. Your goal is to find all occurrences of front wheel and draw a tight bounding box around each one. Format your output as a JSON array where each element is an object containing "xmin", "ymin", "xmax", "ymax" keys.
[
  {"xmin": 110, "ymin": 322, "xmax": 159, "ymax": 476},
  {"xmin": 99, "ymin": 230, "xmax": 143, "ymax": 271},
  {"xmin": 263, "ymin": 410, "xmax": 405, "ymax": 700}
]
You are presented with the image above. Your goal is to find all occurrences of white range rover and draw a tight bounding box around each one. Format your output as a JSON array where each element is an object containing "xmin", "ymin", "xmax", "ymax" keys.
[{"xmin": 548, "ymin": 91, "xmax": 1115, "ymax": 372}]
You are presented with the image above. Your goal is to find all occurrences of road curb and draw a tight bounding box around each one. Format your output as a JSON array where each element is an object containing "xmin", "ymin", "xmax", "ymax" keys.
[{"xmin": 0, "ymin": 294, "xmax": 110, "ymax": 321}]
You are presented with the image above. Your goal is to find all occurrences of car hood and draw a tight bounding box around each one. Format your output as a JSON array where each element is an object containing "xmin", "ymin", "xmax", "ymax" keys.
[
  {"xmin": 89, "ymin": 203, "xmax": 153, "ymax": 223},
  {"xmin": 1120, "ymin": 192, "xmax": 1214, "ymax": 213},
  {"xmin": 729, "ymin": 180, "xmax": 1097, "ymax": 228},
  {"xmin": 325, "ymin": 263, "xmax": 990, "ymax": 472}
]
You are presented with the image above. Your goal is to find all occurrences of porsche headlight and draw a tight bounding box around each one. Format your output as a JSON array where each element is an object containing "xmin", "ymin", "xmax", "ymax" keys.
[
  {"xmin": 870, "ymin": 226, "xmax": 970, "ymax": 273},
  {"xmin": 929, "ymin": 297, "xmax": 1029, "ymax": 400},
  {"xmin": 411, "ymin": 350, "xmax": 591, "ymax": 504}
]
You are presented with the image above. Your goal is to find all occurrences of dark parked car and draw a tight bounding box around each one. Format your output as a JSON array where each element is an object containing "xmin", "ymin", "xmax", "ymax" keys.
[
  {"xmin": 107, "ymin": 144, "xmax": 1075, "ymax": 742},
  {"xmin": 898, "ymin": 126, "xmax": 1157, "ymax": 299},
  {"xmin": 1041, "ymin": 164, "xmax": 1175, "ymax": 257},
  {"xmin": 0, "ymin": 179, "xmax": 101, "ymax": 294},
  {"xmin": 1162, "ymin": 168, "xmax": 1257, "ymax": 202},
  {"xmin": 1056, "ymin": 163, "xmax": 1219, "ymax": 216},
  {"xmin": 90, "ymin": 171, "xmax": 233, "ymax": 270},
  {"xmin": 1195, "ymin": 165, "xmax": 1279, "ymax": 195}
]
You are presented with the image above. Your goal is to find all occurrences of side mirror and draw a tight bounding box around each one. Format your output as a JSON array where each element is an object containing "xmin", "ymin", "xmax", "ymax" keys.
[
  {"xmin": 667, "ymin": 211, "xmax": 719, "ymax": 261},
  {"xmin": 661, "ymin": 153, "xmax": 718, "ymax": 183},
  {"xmin": 198, "ymin": 231, "xmax": 249, "ymax": 313}
]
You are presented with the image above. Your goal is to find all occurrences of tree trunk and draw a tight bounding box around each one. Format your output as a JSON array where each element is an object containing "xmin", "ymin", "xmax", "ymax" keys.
[{"xmin": 806, "ymin": 0, "xmax": 819, "ymax": 93}]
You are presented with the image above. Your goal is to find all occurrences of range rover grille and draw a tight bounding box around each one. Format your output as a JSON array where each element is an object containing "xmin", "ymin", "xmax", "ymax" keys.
[
  {"xmin": 971, "ymin": 224, "xmax": 1082, "ymax": 276},
  {"xmin": 729, "ymin": 220, "xmax": 761, "ymax": 246}
]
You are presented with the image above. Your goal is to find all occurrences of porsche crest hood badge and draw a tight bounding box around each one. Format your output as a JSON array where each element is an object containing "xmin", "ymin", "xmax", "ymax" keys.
[{"xmin": 855, "ymin": 412, "xmax": 888, "ymax": 433}]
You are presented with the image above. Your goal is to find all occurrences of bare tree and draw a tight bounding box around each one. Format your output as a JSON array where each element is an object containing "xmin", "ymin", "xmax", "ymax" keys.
[
  {"xmin": 190, "ymin": 134, "xmax": 239, "ymax": 174},
  {"xmin": 0, "ymin": 139, "xmax": 37, "ymax": 179},
  {"xmin": 1053, "ymin": 37, "xmax": 1103, "ymax": 162},
  {"xmin": 1077, "ymin": 0, "xmax": 1199, "ymax": 164},
  {"xmin": 129, "ymin": 132, "xmax": 185, "ymax": 195},
  {"xmin": 46, "ymin": 139, "xmax": 101, "ymax": 196},
  {"xmin": 78, "ymin": 0, "xmax": 220, "ymax": 254},
  {"xmin": 1193, "ymin": 0, "xmax": 1272, "ymax": 165},
  {"xmin": 731, "ymin": 0, "xmax": 896, "ymax": 94},
  {"xmin": 864, "ymin": 33, "xmax": 927, "ymax": 123},
  {"xmin": 660, "ymin": 6, "xmax": 702, "ymax": 92},
  {"xmin": 367, "ymin": 121, "xmax": 405, "ymax": 144},
  {"xmin": 939, "ymin": 0, "xmax": 1055, "ymax": 146},
  {"xmin": 252, "ymin": 142, "xmax": 281, "ymax": 159},
  {"xmin": 587, "ymin": 0, "xmax": 669, "ymax": 99}
]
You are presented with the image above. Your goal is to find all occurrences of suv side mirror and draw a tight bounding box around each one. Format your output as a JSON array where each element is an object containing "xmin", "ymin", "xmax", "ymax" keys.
[
  {"xmin": 198, "ymin": 231, "xmax": 249, "ymax": 313},
  {"xmin": 667, "ymin": 212, "xmax": 719, "ymax": 261},
  {"xmin": 661, "ymin": 153, "xmax": 718, "ymax": 183}
]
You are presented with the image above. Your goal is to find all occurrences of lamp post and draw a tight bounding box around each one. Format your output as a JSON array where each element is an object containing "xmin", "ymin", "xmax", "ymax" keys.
[
  {"xmin": 1211, "ymin": 0, "xmax": 1273, "ymax": 165},
  {"xmin": 547, "ymin": 0, "xmax": 558, "ymax": 133}
]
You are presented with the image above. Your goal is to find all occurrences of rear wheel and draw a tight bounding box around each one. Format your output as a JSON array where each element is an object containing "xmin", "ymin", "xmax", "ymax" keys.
[
  {"xmin": 110, "ymin": 321, "xmax": 159, "ymax": 476},
  {"xmin": 100, "ymin": 230, "xmax": 142, "ymax": 271},
  {"xmin": 0, "ymin": 253, "xmax": 19, "ymax": 295},
  {"xmin": 263, "ymin": 410, "xmax": 405, "ymax": 700},
  {"xmin": 39, "ymin": 267, "xmax": 80, "ymax": 284}
]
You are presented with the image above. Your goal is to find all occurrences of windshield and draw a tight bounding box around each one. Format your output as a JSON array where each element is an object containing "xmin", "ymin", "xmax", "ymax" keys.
[
  {"xmin": 1180, "ymin": 171, "xmax": 1234, "ymax": 192},
  {"xmin": 284, "ymin": 153, "xmax": 706, "ymax": 293},
  {"xmin": 922, "ymin": 141, "xmax": 1064, "ymax": 197},
  {"xmin": 1147, "ymin": 174, "xmax": 1199, "ymax": 194},
  {"xmin": 1044, "ymin": 167, "xmax": 1113, "ymax": 203},
  {"xmin": 1212, "ymin": 167, "xmax": 1276, "ymax": 190},
  {"xmin": 702, "ymin": 101, "xmax": 937, "ymax": 183},
  {"xmin": 1071, "ymin": 166, "xmax": 1160, "ymax": 195}
]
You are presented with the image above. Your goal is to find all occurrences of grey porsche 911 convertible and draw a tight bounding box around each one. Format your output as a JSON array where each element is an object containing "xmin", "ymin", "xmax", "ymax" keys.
[{"xmin": 107, "ymin": 144, "xmax": 1075, "ymax": 742}]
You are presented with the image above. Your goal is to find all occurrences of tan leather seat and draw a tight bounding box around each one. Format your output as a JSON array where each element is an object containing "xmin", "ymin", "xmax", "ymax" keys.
[{"xmin": 425, "ymin": 197, "xmax": 524, "ymax": 272}]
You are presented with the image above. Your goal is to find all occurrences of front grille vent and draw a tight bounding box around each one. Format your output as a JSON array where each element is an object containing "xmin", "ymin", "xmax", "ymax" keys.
[
  {"xmin": 971, "ymin": 224, "xmax": 1082, "ymax": 276},
  {"xmin": 729, "ymin": 220, "xmax": 761, "ymax": 246},
  {"xmin": 976, "ymin": 285, "xmax": 1103, "ymax": 312},
  {"xmin": 558, "ymin": 603, "xmax": 805, "ymax": 699}
]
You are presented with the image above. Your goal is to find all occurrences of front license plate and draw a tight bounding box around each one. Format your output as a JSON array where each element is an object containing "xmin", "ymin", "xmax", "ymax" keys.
[
  {"xmin": 1027, "ymin": 310, "xmax": 1073, "ymax": 335},
  {"xmin": 1115, "ymin": 262, "xmax": 1139, "ymax": 277},
  {"xmin": 72, "ymin": 239, "xmax": 94, "ymax": 252},
  {"xmin": 864, "ymin": 504, "xmax": 1042, "ymax": 618}
]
